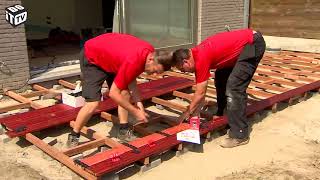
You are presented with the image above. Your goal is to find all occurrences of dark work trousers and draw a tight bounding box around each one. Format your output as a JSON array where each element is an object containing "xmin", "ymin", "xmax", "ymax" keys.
[{"xmin": 214, "ymin": 32, "xmax": 266, "ymax": 139}]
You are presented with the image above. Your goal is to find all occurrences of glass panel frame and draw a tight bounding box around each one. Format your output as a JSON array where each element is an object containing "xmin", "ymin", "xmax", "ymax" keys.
[{"xmin": 119, "ymin": 0, "xmax": 198, "ymax": 50}]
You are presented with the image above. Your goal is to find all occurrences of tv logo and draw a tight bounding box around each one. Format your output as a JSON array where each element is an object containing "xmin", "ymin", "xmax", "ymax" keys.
[{"xmin": 5, "ymin": 5, "xmax": 27, "ymax": 27}]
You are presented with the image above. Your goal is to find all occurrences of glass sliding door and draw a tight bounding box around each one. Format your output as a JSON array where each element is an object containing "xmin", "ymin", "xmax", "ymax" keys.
[{"xmin": 122, "ymin": 0, "xmax": 197, "ymax": 49}]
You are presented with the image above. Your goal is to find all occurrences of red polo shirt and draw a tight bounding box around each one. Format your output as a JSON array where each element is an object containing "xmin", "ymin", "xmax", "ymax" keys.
[
  {"xmin": 84, "ymin": 33, "xmax": 154, "ymax": 90},
  {"xmin": 192, "ymin": 29, "xmax": 254, "ymax": 83}
]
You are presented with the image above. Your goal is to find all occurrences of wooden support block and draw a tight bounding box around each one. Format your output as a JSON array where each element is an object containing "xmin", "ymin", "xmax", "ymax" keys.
[
  {"xmin": 0, "ymin": 102, "xmax": 30, "ymax": 114},
  {"xmin": 299, "ymin": 92, "xmax": 309, "ymax": 102},
  {"xmin": 271, "ymin": 103, "xmax": 278, "ymax": 113},
  {"xmin": 25, "ymin": 133, "xmax": 97, "ymax": 180},
  {"xmin": 205, "ymin": 132, "xmax": 211, "ymax": 139},
  {"xmin": 5, "ymin": 90, "xmax": 44, "ymax": 109},
  {"xmin": 151, "ymin": 97, "xmax": 188, "ymax": 112},
  {"xmin": 204, "ymin": 132, "xmax": 212, "ymax": 142},
  {"xmin": 58, "ymin": 80, "xmax": 77, "ymax": 89},
  {"xmin": 139, "ymin": 157, "xmax": 150, "ymax": 165},
  {"xmin": 62, "ymin": 138, "xmax": 106, "ymax": 157},
  {"xmin": 288, "ymin": 97, "xmax": 295, "ymax": 105},
  {"xmin": 176, "ymin": 143, "xmax": 183, "ymax": 151}
]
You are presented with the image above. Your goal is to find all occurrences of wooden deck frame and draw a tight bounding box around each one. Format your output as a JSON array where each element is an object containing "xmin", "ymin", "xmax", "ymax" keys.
[{"xmin": 0, "ymin": 51, "xmax": 319, "ymax": 179}]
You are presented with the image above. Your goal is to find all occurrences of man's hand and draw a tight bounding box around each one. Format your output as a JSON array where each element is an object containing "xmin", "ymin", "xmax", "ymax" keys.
[
  {"xmin": 177, "ymin": 107, "xmax": 191, "ymax": 124},
  {"xmin": 133, "ymin": 108, "xmax": 148, "ymax": 123},
  {"xmin": 136, "ymin": 101, "xmax": 150, "ymax": 119}
]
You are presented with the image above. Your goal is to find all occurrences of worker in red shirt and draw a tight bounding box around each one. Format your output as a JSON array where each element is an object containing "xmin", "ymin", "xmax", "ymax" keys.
[
  {"xmin": 171, "ymin": 29, "xmax": 266, "ymax": 148},
  {"xmin": 67, "ymin": 33, "xmax": 172, "ymax": 146}
]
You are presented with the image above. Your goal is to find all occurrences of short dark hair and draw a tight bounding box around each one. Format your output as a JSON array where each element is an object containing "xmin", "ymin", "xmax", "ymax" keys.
[
  {"xmin": 155, "ymin": 51, "xmax": 173, "ymax": 71},
  {"xmin": 172, "ymin": 49, "xmax": 190, "ymax": 67}
]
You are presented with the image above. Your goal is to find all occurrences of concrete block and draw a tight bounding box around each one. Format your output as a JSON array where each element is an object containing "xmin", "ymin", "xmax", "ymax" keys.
[
  {"xmin": 155, "ymin": 104, "xmax": 164, "ymax": 110},
  {"xmin": 0, "ymin": 134, "xmax": 11, "ymax": 143},
  {"xmin": 101, "ymin": 173, "xmax": 119, "ymax": 180},
  {"xmin": 136, "ymin": 158, "xmax": 162, "ymax": 174}
]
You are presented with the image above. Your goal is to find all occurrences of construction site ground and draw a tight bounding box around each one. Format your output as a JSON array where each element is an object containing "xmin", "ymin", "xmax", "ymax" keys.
[{"xmin": 1, "ymin": 92, "xmax": 319, "ymax": 180}]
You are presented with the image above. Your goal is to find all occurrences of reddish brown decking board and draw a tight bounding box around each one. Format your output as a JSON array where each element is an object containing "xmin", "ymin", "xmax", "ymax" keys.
[
  {"xmin": 78, "ymin": 79, "xmax": 320, "ymax": 176},
  {"xmin": 0, "ymin": 77, "xmax": 194, "ymax": 138}
]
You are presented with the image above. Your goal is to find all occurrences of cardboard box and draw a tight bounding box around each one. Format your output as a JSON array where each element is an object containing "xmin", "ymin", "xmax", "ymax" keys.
[{"xmin": 62, "ymin": 93, "xmax": 85, "ymax": 108}]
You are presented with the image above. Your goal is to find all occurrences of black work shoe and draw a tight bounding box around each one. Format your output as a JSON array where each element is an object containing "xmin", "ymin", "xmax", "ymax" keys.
[
  {"xmin": 220, "ymin": 136, "xmax": 249, "ymax": 148},
  {"xmin": 66, "ymin": 133, "xmax": 79, "ymax": 148},
  {"xmin": 118, "ymin": 128, "xmax": 137, "ymax": 142}
]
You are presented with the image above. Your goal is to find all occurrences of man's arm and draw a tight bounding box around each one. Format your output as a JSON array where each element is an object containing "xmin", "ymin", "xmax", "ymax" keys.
[
  {"xmin": 177, "ymin": 80, "xmax": 208, "ymax": 123},
  {"xmin": 128, "ymin": 80, "xmax": 148, "ymax": 115},
  {"xmin": 189, "ymin": 80, "xmax": 208, "ymax": 115},
  {"xmin": 109, "ymin": 82, "xmax": 147, "ymax": 122},
  {"xmin": 128, "ymin": 80, "xmax": 141, "ymax": 103}
]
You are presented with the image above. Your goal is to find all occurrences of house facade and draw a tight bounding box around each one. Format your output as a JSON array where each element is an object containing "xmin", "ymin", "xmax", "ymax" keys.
[{"xmin": 0, "ymin": 0, "xmax": 248, "ymax": 91}]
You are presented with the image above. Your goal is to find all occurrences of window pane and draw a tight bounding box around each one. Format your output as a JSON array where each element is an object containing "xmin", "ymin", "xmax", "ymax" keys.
[{"xmin": 126, "ymin": 0, "xmax": 193, "ymax": 48}]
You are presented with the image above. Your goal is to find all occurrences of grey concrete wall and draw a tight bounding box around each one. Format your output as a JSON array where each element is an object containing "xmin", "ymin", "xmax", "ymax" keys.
[
  {"xmin": 0, "ymin": 0, "xmax": 29, "ymax": 92},
  {"xmin": 198, "ymin": 0, "xmax": 245, "ymax": 43}
]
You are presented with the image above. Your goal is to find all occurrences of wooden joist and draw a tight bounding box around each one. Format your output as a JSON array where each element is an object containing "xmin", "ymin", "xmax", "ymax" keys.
[
  {"xmin": 5, "ymin": 90, "xmax": 44, "ymax": 109},
  {"xmin": 58, "ymin": 80, "xmax": 77, "ymax": 89},
  {"xmin": 0, "ymin": 102, "xmax": 30, "ymax": 114},
  {"xmin": 25, "ymin": 133, "xmax": 97, "ymax": 180},
  {"xmin": 62, "ymin": 138, "xmax": 106, "ymax": 157},
  {"xmin": 151, "ymin": 97, "xmax": 188, "ymax": 112}
]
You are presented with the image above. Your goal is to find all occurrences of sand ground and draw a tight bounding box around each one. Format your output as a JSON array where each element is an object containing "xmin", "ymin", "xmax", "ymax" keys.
[{"xmin": 0, "ymin": 93, "xmax": 320, "ymax": 180}]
